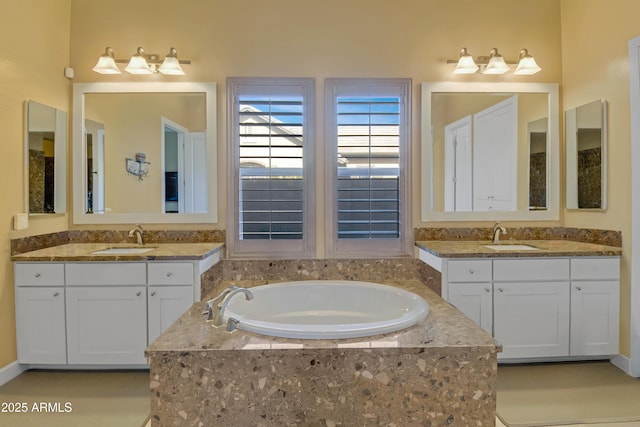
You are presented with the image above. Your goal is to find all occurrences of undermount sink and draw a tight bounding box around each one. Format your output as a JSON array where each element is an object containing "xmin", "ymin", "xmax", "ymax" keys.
[
  {"xmin": 91, "ymin": 247, "xmax": 156, "ymax": 255},
  {"xmin": 484, "ymin": 244, "xmax": 540, "ymax": 251}
]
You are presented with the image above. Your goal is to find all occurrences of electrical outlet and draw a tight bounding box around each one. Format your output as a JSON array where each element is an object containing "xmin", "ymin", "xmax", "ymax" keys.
[{"xmin": 14, "ymin": 213, "xmax": 28, "ymax": 230}]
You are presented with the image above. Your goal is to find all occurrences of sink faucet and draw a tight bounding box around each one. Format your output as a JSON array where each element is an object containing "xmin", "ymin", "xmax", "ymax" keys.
[
  {"xmin": 128, "ymin": 224, "xmax": 144, "ymax": 245},
  {"xmin": 205, "ymin": 286, "xmax": 254, "ymax": 327},
  {"xmin": 492, "ymin": 221, "xmax": 507, "ymax": 243}
]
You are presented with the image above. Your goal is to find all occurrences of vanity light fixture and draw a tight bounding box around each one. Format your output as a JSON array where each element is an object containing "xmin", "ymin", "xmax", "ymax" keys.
[
  {"xmin": 92, "ymin": 46, "xmax": 190, "ymax": 75},
  {"xmin": 447, "ymin": 47, "xmax": 541, "ymax": 75}
]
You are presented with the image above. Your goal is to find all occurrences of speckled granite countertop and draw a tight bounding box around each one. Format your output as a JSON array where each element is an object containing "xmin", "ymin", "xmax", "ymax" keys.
[
  {"xmin": 145, "ymin": 279, "xmax": 500, "ymax": 354},
  {"xmin": 11, "ymin": 242, "xmax": 224, "ymax": 262},
  {"xmin": 416, "ymin": 240, "xmax": 622, "ymax": 258}
]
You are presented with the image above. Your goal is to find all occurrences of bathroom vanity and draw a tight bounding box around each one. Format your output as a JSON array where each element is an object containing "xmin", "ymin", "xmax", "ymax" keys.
[
  {"xmin": 12, "ymin": 243, "xmax": 222, "ymax": 367},
  {"xmin": 416, "ymin": 240, "xmax": 622, "ymax": 361}
]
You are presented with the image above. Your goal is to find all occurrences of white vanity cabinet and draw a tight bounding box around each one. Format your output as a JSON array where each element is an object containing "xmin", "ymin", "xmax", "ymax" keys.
[
  {"xmin": 446, "ymin": 260, "xmax": 493, "ymax": 334},
  {"xmin": 14, "ymin": 263, "xmax": 66, "ymax": 364},
  {"xmin": 14, "ymin": 252, "xmax": 219, "ymax": 368},
  {"xmin": 147, "ymin": 262, "xmax": 196, "ymax": 344},
  {"xmin": 425, "ymin": 250, "xmax": 620, "ymax": 362},
  {"xmin": 65, "ymin": 263, "xmax": 148, "ymax": 365},
  {"xmin": 569, "ymin": 257, "xmax": 620, "ymax": 356},
  {"xmin": 493, "ymin": 258, "xmax": 571, "ymax": 359}
]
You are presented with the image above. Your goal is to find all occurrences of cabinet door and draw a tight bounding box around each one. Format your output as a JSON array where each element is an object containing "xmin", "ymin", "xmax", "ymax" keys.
[
  {"xmin": 66, "ymin": 287, "xmax": 147, "ymax": 365},
  {"xmin": 148, "ymin": 286, "xmax": 194, "ymax": 344},
  {"xmin": 447, "ymin": 283, "xmax": 493, "ymax": 334},
  {"xmin": 15, "ymin": 287, "xmax": 66, "ymax": 364},
  {"xmin": 570, "ymin": 281, "xmax": 619, "ymax": 356},
  {"xmin": 494, "ymin": 281, "xmax": 570, "ymax": 359}
]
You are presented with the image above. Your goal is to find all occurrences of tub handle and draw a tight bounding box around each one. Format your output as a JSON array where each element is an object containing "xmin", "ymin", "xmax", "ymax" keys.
[{"xmin": 227, "ymin": 317, "xmax": 240, "ymax": 333}]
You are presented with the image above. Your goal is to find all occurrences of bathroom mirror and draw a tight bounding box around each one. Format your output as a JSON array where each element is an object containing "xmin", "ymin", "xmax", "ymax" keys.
[
  {"xmin": 421, "ymin": 82, "xmax": 560, "ymax": 221},
  {"xmin": 566, "ymin": 99, "xmax": 607, "ymax": 210},
  {"xmin": 72, "ymin": 82, "xmax": 217, "ymax": 224},
  {"xmin": 25, "ymin": 100, "xmax": 67, "ymax": 214}
]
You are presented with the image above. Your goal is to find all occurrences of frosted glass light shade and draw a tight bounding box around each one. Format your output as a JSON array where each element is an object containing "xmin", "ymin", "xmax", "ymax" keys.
[
  {"xmin": 514, "ymin": 50, "xmax": 542, "ymax": 75},
  {"xmin": 483, "ymin": 49, "xmax": 509, "ymax": 74},
  {"xmin": 92, "ymin": 47, "xmax": 121, "ymax": 74},
  {"xmin": 158, "ymin": 56, "xmax": 185, "ymax": 75},
  {"xmin": 125, "ymin": 47, "xmax": 153, "ymax": 74},
  {"xmin": 453, "ymin": 48, "xmax": 479, "ymax": 74}
]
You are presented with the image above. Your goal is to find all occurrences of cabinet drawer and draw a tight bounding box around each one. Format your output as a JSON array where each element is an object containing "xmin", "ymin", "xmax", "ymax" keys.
[
  {"xmin": 448, "ymin": 260, "xmax": 492, "ymax": 282},
  {"xmin": 571, "ymin": 257, "xmax": 620, "ymax": 280},
  {"xmin": 65, "ymin": 263, "xmax": 146, "ymax": 286},
  {"xmin": 494, "ymin": 258, "xmax": 569, "ymax": 282},
  {"xmin": 148, "ymin": 262, "xmax": 194, "ymax": 285},
  {"xmin": 15, "ymin": 263, "xmax": 64, "ymax": 286}
]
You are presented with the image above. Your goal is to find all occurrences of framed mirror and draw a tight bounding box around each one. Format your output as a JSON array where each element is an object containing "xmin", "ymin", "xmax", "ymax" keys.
[
  {"xmin": 25, "ymin": 100, "xmax": 67, "ymax": 214},
  {"xmin": 566, "ymin": 99, "xmax": 607, "ymax": 210},
  {"xmin": 421, "ymin": 82, "xmax": 560, "ymax": 221},
  {"xmin": 72, "ymin": 82, "xmax": 217, "ymax": 224}
]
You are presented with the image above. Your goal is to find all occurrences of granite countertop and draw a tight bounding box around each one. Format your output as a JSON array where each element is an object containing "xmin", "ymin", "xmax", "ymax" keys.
[
  {"xmin": 145, "ymin": 279, "xmax": 500, "ymax": 354},
  {"xmin": 416, "ymin": 239, "xmax": 622, "ymax": 258},
  {"xmin": 11, "ymin": 242, "xmax": 224, "ymax": 262}
]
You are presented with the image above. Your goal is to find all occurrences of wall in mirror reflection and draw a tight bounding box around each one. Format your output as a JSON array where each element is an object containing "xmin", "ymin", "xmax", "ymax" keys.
[
  {"xmin": 84, "ymin": 93, "xmax": 206, "ymax": 214},
  {"xmin": 566, "ymin": 99, "xmax": 607, "ymax": 210},
  {"xmin": 26, "ymin": 100, "xmax": 67, "ymax": 214}
]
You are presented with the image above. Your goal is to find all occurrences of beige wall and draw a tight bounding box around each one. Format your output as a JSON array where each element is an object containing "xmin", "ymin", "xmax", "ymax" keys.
[
  {"xmin": 4, "ymin": 0, "xmax": 637, "ymax": 370},
  {"xmin": 561, "ymin": 0, "xmax": 640, "ymax": 358},
  {"xmin": 68, "ymin": 0, "xmax": 562, "ymax": 236},
  {"xmin": 0, "ymin": 0, "xmax": 71, "ymax": 368}
]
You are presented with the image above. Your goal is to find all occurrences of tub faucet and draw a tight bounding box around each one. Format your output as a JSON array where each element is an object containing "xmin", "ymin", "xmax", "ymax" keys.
[
  {"xmin": 492, "ymin": 222, "xmax": 507, "ymax": 243},
  {"xmin": 206, "ymin": 286, "xmax": 254, "ymax": 327},
  {"xmin": 128, "ymin": 224, "xmax": 144, "ymax": 245}
]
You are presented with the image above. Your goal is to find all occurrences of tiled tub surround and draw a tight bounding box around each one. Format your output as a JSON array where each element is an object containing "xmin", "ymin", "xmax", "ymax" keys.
[{"xmin": 146, "ymin": 279, "xmax": 500, "ymax": 427}]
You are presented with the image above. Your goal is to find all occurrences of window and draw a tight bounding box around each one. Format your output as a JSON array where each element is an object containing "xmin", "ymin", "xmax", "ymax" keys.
[
  {"xmin": 227, "ymin": 78, "xmax": 315, "ymax": 258},
  {"xmin": 325, "ymin": 79, "xmax": 412, "ymax": 257}
]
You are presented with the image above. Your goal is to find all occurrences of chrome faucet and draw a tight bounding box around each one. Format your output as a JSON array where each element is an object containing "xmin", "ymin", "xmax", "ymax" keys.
[
  {"xmin": 128, "ymin": 224, "xmax": 144, "ymax": 245},
  {"xmin": 205, "ymin": 285, "xmax": 254, "ymax": 327},
  {"xmin": 492, "ymin": 221, "xmax": 507, "ymax": 243}
]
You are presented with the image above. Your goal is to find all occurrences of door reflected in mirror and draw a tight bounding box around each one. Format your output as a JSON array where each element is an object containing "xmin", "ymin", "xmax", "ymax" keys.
[
  {"xmin": 420, "ymin": 82, "xmax": 560, "ymax": 222},
  {"xmin": 25, "ymin": 100, "xmax": 67, "ymax": 214},
  {"xmin": 432, "ymin": 91, "xmax": 549, "ymax": 213},
  {"xmin": 566, "ymin": 100, "xmax": 607, "ymax": 210}
]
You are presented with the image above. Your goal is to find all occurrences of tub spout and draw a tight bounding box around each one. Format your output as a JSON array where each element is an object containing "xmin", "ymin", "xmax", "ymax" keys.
[
  {"xmin": 205, "ymin": 285, "xmax": 238, "ymax": 321},
  {"xmin": 210, "ymin": 287, "xmax": 254, "ymax": 327}
]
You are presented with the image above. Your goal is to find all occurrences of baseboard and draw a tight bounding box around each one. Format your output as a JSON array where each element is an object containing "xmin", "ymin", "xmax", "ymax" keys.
[
  {"xmin": 0, "ymin": 361, "xmax": 27, "ymax": 387},
  {"xmin": 611, "ymin": 354, "xmax": 632, "ymax": 375}
]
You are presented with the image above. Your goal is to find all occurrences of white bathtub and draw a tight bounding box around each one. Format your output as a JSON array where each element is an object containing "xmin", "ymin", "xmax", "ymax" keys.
[{"xmin": 222, "ymin": 280, "xmax": 429, "ymax": 339}]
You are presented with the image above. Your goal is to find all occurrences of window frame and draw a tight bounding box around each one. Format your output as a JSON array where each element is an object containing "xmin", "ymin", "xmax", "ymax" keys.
[
  {"xmin": 324, "ymin": 78, "xmax": 412, "ymax": 258},
  {"xmin": 227, "ymin": 77, "xmax": 316, "ymax": 259}
]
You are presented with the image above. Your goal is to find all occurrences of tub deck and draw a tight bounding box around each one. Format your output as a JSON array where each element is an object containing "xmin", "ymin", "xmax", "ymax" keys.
[{"xmin": 146, "ymin": 279, "xmax": 501, "ymax": 426}]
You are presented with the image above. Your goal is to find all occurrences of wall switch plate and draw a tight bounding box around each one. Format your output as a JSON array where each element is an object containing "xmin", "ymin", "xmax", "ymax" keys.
[{"xmin": 14, "ymin": 213, "xmax": 28, "ymax": 230}]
